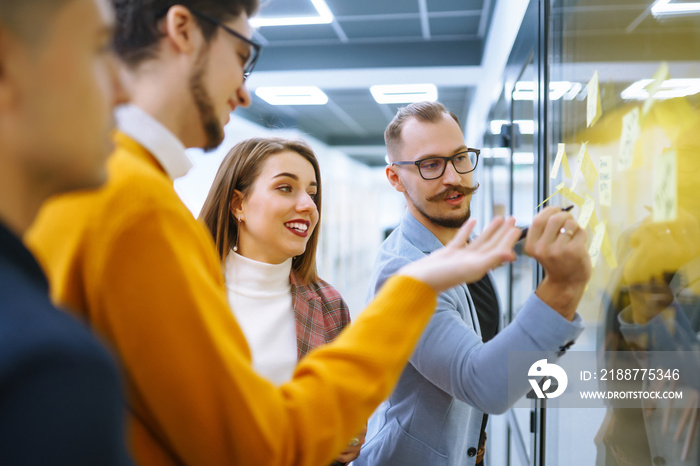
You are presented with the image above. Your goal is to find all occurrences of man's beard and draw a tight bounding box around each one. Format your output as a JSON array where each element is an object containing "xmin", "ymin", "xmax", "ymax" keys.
[
  {"xmin": 189, "ymin": 52, "xmax": 225, "ymax": 152},
  {"xmin": 410, "ymin": 183, "xmax": 479, "ymax": 229}
]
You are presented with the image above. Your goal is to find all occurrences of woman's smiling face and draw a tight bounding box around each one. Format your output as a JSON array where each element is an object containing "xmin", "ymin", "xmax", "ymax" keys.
[{"xmin": 235, "ymin": 150, "xmax": 319, "ymax": 264}]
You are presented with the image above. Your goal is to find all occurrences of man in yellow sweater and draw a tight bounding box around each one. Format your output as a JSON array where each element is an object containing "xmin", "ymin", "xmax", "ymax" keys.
[{"xmin": 26, "ymin": 1, "xmax": 536, "ymax": 464}]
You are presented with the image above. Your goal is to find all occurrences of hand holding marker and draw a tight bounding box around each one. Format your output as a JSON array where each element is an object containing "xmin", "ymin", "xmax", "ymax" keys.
[{"xmin": 518, "ymin": 205, "xmax": 575, "ymax": 242}]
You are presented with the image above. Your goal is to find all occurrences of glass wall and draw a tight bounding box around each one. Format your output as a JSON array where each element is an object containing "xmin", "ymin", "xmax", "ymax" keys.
[{"xmin": 545, "ymin": 0, "xmax": 700, "ymax": 465}]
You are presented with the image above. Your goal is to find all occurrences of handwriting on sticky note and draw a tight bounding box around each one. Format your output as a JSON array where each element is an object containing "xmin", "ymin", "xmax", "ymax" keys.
[
  {"xmin": 578, "ymin": 194, "xmax": 595, "ymax": 229},
  {"xmin": 589, "ymin": 223, "xmax": 606, "ymax": 268},
  {"xmin": 618, "ymin": 107, "xmax": 640, "ymax": 171},
  {"xmin": 599, "ymin": 156, "xmax": 612, "ymax": 206},
  {"xmin": 653, "ymin": 150, "xmax": 677, "ymax": 222},
  {"xmin": 587, "ymin": 71, "xmax": 602, "ymax": 127}
]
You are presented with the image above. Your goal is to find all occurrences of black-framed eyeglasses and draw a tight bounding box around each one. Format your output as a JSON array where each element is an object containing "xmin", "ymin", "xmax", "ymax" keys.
[
  {"xmin": 391, "ymin": 149, "xmax": 480, "ymax": 180},
  {"xmin": 190, "ymin": 9, "xmax": 262, "ymax": 80}
]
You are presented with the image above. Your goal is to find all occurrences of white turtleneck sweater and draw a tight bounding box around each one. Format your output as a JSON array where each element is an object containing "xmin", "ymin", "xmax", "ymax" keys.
[{"xmin": 224, "ymin": 252, "xmax": 298, "ymax": 385}]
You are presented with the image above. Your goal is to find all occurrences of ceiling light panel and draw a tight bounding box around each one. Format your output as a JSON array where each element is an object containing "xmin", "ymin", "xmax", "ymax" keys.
[
  {"xmin": 255, "ymin": 86, "xmax": 329, "ymax": 105},
  {"xmin": 370, "ymin": 84, "xmax": 438, "ymax": 104},
  {"xmin": 251, "ymin": 0, "xmax": 334, "ymax": 27}
]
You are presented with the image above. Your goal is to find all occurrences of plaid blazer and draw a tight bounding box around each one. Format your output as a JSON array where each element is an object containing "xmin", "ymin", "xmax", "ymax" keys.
[{"xmin": 290, "ymin": 269, "xmax": 351, "ymax": 360}]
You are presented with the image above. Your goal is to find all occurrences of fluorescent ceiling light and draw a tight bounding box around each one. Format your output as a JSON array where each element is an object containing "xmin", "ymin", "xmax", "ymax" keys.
[
  {"xmin": 620, "ymin": 78, "xmax": 700, "ymax": 100},
  {"xmin": 651, "ymin": 0, "xmax": 700, "ymax": 17},
  {"xmin": 255, "ymin": 86, "xmax": 328, "ymax": 105},
  {"xmin": 489, "ymin": 120, "xmax": 535, "ymax": 135},
  {"xmin": 513, "ymin": 81, "xmax": 581, "ymax": 101},
  {"xmin": 250, "ymin": 0, "xmax": 334, "ymax": 27},
  {"xmin": 370, "ymin": 84, "xmax": 438, "ymax": 104},
  {"xmin": 513, "ymin": 152, "xmax": 535, "ymax": 165}
]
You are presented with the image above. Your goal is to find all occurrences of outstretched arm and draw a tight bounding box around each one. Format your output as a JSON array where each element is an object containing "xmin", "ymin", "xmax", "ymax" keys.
[{"xmin": 401, "ymin": 216, "xmax": 520, "ymax": 293}]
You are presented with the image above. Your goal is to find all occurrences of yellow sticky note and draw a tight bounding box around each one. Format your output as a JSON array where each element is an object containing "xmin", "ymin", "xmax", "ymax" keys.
[
  {"xmin": 642, "ymin": 62, "xmax": 670, "ymax": 116},
  {"xmin": 653, "ymin": 150, "xmax": 677, "ymax": 222},
  {"xmin": 589, "ymin": 223, "xmax": 606, "ymax": 268},
  {"xmin": 601, "ymin": 228, "xmax": 617, "ymax": 269},
  {"xmin": 571, "ymin": 144, "xmax": 585, "ymax": 191},
  {"xmin": 536, "ymin": 185, "xmax": 564, "ymax": 209},
  {"xmin": 580, "ymin": 147, "xmax": 598, "ymax": 192},
  {"xmin": 560, "ymin": 186, "xmax": 584, "ymax": 207},
  {"xmin": 587, "ymin": 71, "xmax": 602, "ymax": 127},
  {"xmin": 562, "ymin": 148, "xmax": 572, "ymax": 178},
  {"xmin": 598, "ymin": 156, "xmax": 612, "ymax": 206},
  {"xmin": 590, "ymin": 210, "xmax": 599, "ymax": 229},
  {"xmin": 618, "ymin": 107, "xmax": 640, "ymax": 171},
  {"xmin": 577, "ymin": 194, "xmax": 596, "ymax": 229},
  {"xmin": 551, "ymin": 143, "xmax": 565, "ymax": 179}
]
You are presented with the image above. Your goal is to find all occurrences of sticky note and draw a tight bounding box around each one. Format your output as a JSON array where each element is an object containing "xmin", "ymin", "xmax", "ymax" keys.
[
  {"xmin": 551, "ymin": 143, "xmax": 572, "ymax": 180},
  {"xmin": 537, "ymin": 184, "xmax": 564, "ymax": 209},
  {"xmin": 653, "ymin": 150, "xmax": 677, "ymax": 222},
  {"xmin": 589, "ymin": 223, "xmax": 606, "ymax": 268},
  {"xmin": 598, "ymin": 156, "xmax": 612, "ymax": 206},
  {"xmin": 580, "ymin": 147, "xmax": 598, "ymax": 192},
  {"xmin": 587, "ymin": 71, "xmax": 602, "ymax": 127},
  {"xmin": 642, "ymin": 62, "xmax": 670, "ymax": 116},
  {"xmin": 560, "ymin": 185, "xmax": 585, "ymax": 207},
  {"xmin": 618, "ymin": 107, "xmax": 640, "ymax": 171},
  {"xmin": 577, "ymin": 194, "xmax": 596, "ymax": 229},
  {"xmin": 551, "ymin": 144, "xmax": 565, "ymax": 179},
  {"xmin": 572, "ymin": 143, "xmax": 597, "ymax": 192}
]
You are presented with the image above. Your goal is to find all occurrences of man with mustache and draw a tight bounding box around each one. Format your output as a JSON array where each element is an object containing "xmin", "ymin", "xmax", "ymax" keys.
[{"xmin": 355, "ymin": 101, "xmax": 592, "ymax": 466}]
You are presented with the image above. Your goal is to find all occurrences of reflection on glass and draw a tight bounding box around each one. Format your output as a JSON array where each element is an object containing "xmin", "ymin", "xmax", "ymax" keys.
[{"xmin": 548, "ymin": 0, "xmax": 700, "ymax": 464}]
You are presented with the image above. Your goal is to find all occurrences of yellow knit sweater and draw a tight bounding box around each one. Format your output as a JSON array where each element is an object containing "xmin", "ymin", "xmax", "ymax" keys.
[{"xmin": 26, "ymin": 132, "xmax": 437, "ymax": 466}]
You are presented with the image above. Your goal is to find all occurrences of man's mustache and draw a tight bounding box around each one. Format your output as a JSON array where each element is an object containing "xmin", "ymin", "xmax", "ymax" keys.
[{"xmin": 427, "ymin": 183, "xmax": 479, "ymax": 202}]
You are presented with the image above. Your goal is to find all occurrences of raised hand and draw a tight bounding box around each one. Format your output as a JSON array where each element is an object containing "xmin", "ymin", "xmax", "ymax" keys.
[
  {"xmin": 524, "ymin": 206, "xmax": 591, "ymax": 320},
  {"xmin": 398, "ymin": 216, "xmax": 520, "ymax": 293}
]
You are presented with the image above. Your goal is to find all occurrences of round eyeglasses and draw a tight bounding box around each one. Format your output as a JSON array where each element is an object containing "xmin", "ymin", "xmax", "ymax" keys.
[{"xmin": 391, "ymin": 149, "xmax": 480, "ymax": 180}]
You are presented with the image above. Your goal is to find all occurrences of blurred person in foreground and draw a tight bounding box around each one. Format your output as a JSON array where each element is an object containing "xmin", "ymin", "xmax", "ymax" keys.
[
  {"xmin": 0, "ymin": 0, "xmax": 131, "ymax": 463},
  {"xmin": 26, "ymin": 1, "xmax": 522, "ymax": 464},
  {"xmin": 355, "ymin": 101, "xmax": 591, "ymax": 466}
]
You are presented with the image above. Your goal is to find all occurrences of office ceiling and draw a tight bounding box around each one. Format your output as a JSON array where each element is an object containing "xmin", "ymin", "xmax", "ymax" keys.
[
  {"xmin": 240, "ymin": 0, "xmax": 697, "ymax": 166},
  {"xmin": 241, "ymin": 0, "xmax": 495, "ymax": 166}
]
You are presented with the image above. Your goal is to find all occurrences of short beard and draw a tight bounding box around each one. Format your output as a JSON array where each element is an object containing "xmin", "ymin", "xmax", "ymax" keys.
[
  {"xmin": 189, "ymin": 50, "xmax": 224, "ymax": 151},
  {"xmin": 411, "ymin": 183, "xmax": 479, "ymax": 229}
]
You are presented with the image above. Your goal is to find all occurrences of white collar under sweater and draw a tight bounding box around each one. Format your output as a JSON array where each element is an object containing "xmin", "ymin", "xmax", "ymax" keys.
[
  {"xmin": 224, "ymin": 252, "xmax": 297, "ymax": 385},
  {"xmin": 115, "ymin": 104, "xmax": 192, "ymax": 180}
]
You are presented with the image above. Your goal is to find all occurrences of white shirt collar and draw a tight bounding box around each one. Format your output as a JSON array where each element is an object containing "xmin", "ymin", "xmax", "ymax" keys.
[{"xmin": 115, "ymin": 104, "xmax": 192, "ymax": 180}]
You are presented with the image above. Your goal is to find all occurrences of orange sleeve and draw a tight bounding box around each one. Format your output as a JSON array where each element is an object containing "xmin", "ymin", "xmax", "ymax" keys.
[{"xmin": 71, "ymin": 202, "xmax": 435, "ymax": 466}]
